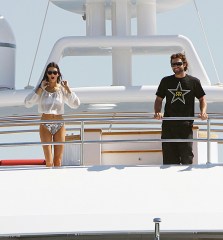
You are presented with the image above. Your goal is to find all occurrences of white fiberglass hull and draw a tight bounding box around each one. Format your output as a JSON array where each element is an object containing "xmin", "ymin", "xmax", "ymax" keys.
[{"xmin": 1, "ymin": 164, "xmax": 223, "ymax": 237}]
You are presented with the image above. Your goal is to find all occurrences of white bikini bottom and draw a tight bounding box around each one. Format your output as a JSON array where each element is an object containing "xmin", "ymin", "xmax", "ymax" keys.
[{"xmin": 42, "ymin": 123, "xmax": 64, "ymax": 135}]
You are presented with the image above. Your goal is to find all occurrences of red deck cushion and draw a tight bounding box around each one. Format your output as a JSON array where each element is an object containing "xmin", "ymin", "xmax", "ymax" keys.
[{"xmin": 0, "ymin": 159, "xmax": 46, "ymax": 166}]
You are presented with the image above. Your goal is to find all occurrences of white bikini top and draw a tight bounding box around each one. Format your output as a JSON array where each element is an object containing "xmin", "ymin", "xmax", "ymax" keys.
[{"xmin": 24, "ymin": 86, "xmax": 80, "ymax": 114}]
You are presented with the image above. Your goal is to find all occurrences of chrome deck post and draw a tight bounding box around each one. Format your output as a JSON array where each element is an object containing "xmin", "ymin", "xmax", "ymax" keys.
[
  {"xmin": 80, "ymin": 121, "xmax": 84, "ymax": 165},
  {"xmin": 207, "ymin": 118, "xmax": 211, "ymax": 164},
  {"xmin": 153, "ymin": 217, "xmax": 161, "ymax": 240}
]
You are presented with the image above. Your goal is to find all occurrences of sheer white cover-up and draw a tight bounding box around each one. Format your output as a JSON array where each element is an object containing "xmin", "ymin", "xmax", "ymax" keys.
[{"xmin": 24, "ymin": 86, "xmax": 80, "ymax": 114}]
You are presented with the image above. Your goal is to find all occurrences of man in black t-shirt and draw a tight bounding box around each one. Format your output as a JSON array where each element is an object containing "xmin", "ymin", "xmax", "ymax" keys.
[{"xmin": 154, "ymin": 53, "xmax": 208, "ymax": 165}]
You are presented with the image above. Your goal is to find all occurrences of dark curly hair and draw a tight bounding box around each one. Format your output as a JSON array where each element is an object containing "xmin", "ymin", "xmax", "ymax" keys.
[
  {"xmin": 42, "ymin": 62, "xmax": 62, "ymax": 83},
  {"xmin": 170, "ymin": 53, "xmax": 188, "ymax": 71}
]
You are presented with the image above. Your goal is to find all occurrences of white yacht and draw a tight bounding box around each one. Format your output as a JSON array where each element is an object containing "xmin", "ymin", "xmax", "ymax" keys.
[{"xmin": 0, "ymin": 1, "xmax": 223, "ymax": 239}]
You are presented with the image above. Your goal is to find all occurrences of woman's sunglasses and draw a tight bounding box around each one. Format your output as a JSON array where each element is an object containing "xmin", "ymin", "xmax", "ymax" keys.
[{"xmin": 47, "ymin": 71, "xmax": 58, "ymax": 75}]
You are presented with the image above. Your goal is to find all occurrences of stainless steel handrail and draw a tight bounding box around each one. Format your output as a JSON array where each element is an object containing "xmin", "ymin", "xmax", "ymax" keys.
[{"xmin": 0, "ymin": 114, "xmax": 221, "ymax": 165}]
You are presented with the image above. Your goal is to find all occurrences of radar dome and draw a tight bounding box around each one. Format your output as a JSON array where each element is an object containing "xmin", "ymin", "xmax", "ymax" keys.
[{"xmin": 0, "ymin": 15, "xmax": 16, "ymax": 90}]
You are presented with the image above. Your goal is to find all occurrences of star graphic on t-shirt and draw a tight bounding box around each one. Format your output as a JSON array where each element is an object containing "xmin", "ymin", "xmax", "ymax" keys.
[{"xmin": 168, "ymin": 82, "xmax": 191, "ymax": 104}]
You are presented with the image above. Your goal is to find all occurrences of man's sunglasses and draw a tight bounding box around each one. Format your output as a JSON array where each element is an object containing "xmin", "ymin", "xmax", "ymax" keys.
[
  {"xmin": 171, "ymin": 62, "xmax": 184, "ymax": 67},
  {"xmin": 47, "ymin": 71, "xmax": 58, "ymax": 75}
]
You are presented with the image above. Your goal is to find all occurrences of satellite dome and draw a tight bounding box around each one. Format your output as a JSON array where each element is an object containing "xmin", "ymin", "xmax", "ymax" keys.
[
  {"xmin": 0, "ymin": 15, "xmax": 15, "ymax": 44},
  {"xmin": 0, "ymin": 15, "xmax": 16, "ymax": 90}
]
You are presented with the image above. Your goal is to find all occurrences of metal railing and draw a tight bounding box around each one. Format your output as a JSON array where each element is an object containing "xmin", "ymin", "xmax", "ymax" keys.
[{"xmin": 0, "ymin": 113, "xmax": 223, "ymax": 165}]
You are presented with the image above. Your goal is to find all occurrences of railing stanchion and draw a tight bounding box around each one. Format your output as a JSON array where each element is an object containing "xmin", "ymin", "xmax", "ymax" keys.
[
  {"xmin": 207, "ymin": 118, "xmax": 211, "ymax": 164},
  {"xmin": 153, "ymin": 218, "xmax": 161, "ymax": 240},
  {"xmin": 80, "ymin": 121, "xmax": 84, "ymax": 165}
]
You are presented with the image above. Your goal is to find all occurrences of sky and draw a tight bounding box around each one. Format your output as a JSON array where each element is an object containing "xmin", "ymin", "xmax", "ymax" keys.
[{"xmin": 0, "ymin": 0, "xmax": 223, "ymax": 160}]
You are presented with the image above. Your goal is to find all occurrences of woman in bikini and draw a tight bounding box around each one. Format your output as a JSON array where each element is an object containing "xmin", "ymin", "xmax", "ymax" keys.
[{"xmin": 25, "ymin": 62, "xmax": 80, "ymax": 167}]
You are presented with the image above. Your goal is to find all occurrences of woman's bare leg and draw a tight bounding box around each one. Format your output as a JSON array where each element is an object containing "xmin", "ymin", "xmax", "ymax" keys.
[
  {"xmin": 39, "ymin": 124, "xmax": 53, "ymax": 167},
  {"xmin": 53, "ymin": 125, "xmax": 65, "ymax": 167}
]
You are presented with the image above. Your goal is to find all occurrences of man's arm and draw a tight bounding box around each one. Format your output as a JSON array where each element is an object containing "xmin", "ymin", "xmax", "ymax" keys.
[
  {"xmin": 198, "ymin": 96, "xmax": 208, "ymax": 120},
  {"xmin": 154, "ymin": 96, "xmax": 163, "ymax": 120}
]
